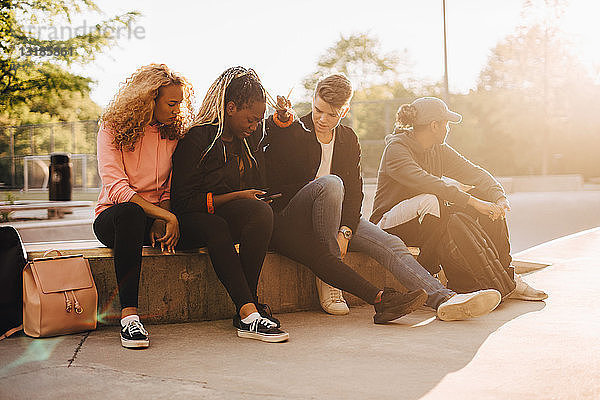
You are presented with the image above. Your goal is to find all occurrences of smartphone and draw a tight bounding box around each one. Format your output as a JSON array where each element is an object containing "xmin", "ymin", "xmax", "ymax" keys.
[{"xmin": 257, "ymin": 193, "xmax": 282, "ymax": 202}]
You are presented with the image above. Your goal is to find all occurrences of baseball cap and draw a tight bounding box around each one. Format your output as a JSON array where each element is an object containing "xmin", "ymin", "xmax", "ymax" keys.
[{"xmin": 411, "ymin": 97, "xmax": 462, "ymax": 125}]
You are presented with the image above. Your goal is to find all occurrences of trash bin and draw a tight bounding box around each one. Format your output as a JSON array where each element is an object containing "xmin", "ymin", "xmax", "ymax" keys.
[{"xmin": 49, "ymin": 153, "xmax": 72, "ymax": 201}]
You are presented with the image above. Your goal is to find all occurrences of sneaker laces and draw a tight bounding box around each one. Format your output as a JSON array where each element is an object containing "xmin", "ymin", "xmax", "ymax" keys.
[
  {"xmin": 249, "ymin": 317, "xmax": 277, "ymax": 332},
  {"xmin": 125, "ymin": 320, "xmax": 148, "ymax": 336},
  {"xmin": 328, "ymin": 287, "xmax": 346, "ymax": 304}
]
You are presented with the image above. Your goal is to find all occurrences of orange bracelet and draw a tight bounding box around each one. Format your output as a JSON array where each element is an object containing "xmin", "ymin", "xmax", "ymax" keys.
[
  {"xmin": 273, "ymin": 111, "xmax": 294, "ymax": 128},
  {"xmin": 207, "ymin": 192, "xmax": 214, "ymax": 214}
]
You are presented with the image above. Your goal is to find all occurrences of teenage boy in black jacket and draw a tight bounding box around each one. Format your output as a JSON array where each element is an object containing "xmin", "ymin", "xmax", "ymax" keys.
[{"xmin": 263, "ymin": 73, "xmax": 502, "ymax": 321}]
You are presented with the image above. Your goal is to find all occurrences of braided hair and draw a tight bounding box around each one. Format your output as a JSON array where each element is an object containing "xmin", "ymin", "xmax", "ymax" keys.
[{"xmin": 193, "ymin": 66, "xmax": 266, "ymax": 164}]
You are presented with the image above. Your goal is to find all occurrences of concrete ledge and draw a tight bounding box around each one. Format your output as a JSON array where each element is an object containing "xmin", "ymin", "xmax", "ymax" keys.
[
  {"xmin": 498, "ymin": 174, "xmax": 583, "ymax": 193},
  {"xmin": 8, "ymin": 220, "xmax": 95, "ymax": 243},
  {"xmin": 24, "ymin": 240, "xmax": 546, "ymax": 325},
  {"xmin": 25, "ymin": 241, "xmax": 417, "ymax": 325}
]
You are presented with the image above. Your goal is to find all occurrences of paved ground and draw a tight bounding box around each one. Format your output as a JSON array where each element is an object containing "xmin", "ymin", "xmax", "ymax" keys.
[{"xmin": 2, "ymin": 228, "xmax": 599, "ymax": 399}]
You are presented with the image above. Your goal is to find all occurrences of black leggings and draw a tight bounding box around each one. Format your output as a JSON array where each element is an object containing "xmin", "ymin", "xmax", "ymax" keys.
[
  {"xmin": 177, "ymin": 199, "xmax": 273, "ymax": 312},
  {"xmin": 93, "ymin": 203, "xmax": 154, "ymax": 309},
  {"xmin": 93, "ymin": 199, "xmax": 273, "ymax": 312},
  {"xmin": 271, "ymin": 215, "xmax": 381, "ymax": 305}
]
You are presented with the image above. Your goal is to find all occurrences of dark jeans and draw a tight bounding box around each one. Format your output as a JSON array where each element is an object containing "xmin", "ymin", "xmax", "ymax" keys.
[
  {"xmin": 177, "ymin": 199, "xmax": 273, "ymax": 312},
  {"xmin": 93, "ymin": 202, "xmax": 154, "ymax": 309}
]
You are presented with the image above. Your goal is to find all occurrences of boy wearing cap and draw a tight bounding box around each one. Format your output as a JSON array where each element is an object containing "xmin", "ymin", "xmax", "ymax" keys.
[
  {"xmin": 370, "ymin": 97, "xmax": 547, "ymax": 301},
  {"xmin": 264, "ymin": 75, "xmax": 504, "ymax": 322}
]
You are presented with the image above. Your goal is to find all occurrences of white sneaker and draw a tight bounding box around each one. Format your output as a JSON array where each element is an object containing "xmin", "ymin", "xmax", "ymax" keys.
[
  {"xmin": 509, "ymin": 275, "xmax": 548, "ymax": 301},
  {"xmin": 437, "ymin": 289, "xmax": 501, "ymax": 321},
  {"xmin": 315, "ymin": 277, "xmax": 349, "ymax": 315}
]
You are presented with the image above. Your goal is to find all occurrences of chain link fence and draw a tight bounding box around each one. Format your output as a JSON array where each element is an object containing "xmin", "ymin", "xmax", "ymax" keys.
[{"xmin": 0, "ymin": 120, "xmax": 99, "ymax": 190}]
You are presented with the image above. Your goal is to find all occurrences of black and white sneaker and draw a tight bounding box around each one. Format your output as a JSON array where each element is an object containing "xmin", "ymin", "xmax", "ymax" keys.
[
  {"xmin": 121, "ymin": 319, "xmax": 149, "ymax": 348},
  {"xmin": 256, "ymin": 303, "xmax": 280, "ymax": 328},
  {"xmin": 233, "ymin": 304, "xmax": 281, "ymax": 329},
  {"xmin": 237, "ymin": 317, "xmax": 289, "ymax": 343}
]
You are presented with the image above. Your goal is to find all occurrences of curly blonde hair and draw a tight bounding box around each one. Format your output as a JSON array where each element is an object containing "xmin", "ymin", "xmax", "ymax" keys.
[{"xmin": 101, "ymin": 64, "xmax": 195, "ymax": 151}]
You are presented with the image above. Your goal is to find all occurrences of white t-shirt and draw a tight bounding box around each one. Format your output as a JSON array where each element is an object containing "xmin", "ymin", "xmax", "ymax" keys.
[{"xmin": 314, "ymin": 130, "xmax": 336, "ymax": 179}]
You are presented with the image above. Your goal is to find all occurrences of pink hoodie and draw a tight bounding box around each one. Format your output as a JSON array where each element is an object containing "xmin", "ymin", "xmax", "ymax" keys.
[{"xmin": 95, "ymin": 124, "xmax": 179, "ymax": 218}]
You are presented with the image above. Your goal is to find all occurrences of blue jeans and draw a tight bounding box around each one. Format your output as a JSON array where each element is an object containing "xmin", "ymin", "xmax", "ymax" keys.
[{"xmin": 280, "ymin": 175, "xmax": 455, "ymax": 309}]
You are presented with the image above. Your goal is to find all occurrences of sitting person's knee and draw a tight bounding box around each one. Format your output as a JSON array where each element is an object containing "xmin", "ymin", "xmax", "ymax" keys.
[
  {"xmin": 114, "ymin": 202, "xmax": 146, "ymax": 226},
  {"xmin": 315, "ymin": 174, "xmax": 344, "ymax": 197},
  {"xmin": 249, "ymin": 200, "xmax": 274, "ymax": 226}
]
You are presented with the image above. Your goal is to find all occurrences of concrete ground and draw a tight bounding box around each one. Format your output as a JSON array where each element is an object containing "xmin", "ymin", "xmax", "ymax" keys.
[{"xmin": 2, "ymin": 228, "xmax": 599, "ymax": 399}]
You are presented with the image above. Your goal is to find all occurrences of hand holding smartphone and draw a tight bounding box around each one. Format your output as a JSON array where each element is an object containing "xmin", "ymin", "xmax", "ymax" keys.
[{"xmin": 257, "ymin": 193, "xmax": 282, "ymax": 202}]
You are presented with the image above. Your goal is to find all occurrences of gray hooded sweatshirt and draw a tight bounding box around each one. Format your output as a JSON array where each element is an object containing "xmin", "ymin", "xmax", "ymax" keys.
[{"xmin": 369, "ymin": 130, "xmax": 506, "ymax": 225}]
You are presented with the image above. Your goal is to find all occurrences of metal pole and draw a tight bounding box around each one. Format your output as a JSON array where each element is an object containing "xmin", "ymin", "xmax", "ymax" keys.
[
  {"xmin": 9, "ymin": 127, "xmax": 15, "ymax": 187},
  {"xmin": 50, "ymin": 125, "xmax": 55, "ymax": 153},
  {"xmin": 24, "ymin": 157, "xmax": 29, "ymax": 192},
  {"xmin": 71, "ymin": 122, "xmax": 76, "ymax": 154},
  {"xmin": 29, "ymin": 126, "xmax": 34, "ymax": 154},
  {"xmin": 82, "ymin": 154, "xmax": 87, "ymax": 190},
  {"xmin": 442, "ymin": 0, "xmax": 450, "ymax": 103}
]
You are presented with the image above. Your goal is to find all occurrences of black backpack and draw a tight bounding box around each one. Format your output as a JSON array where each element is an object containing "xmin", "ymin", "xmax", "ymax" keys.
[
  {"xmin": 438, "ymin": 212, "xmax": 516, "ymax": 298},
  {"xmin": 0, "ymin": 226, "xmax": 27, "ymax": 339}
]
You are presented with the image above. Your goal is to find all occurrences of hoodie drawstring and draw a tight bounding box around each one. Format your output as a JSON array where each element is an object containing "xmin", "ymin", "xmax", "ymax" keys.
[{"xmin": 156, "ymin": 138, "xmax": 159, "ymax": 194}]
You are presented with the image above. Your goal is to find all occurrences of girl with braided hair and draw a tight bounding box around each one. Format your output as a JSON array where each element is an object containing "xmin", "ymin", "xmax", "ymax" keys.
[
  {"xmin": 171, "ymin": 66, "xmax": 289, "ymax": 342},
  {"xmin": 94, "ymin": 63, "xmax": 195, "ymax": 348}
]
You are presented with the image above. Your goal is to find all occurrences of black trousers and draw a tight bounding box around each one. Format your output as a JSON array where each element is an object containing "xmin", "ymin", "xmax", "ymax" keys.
[
  {"xmin": 271, "ymin": 215, "xmax": 381, "ymax": 305},
  {"xmin": 177, "ymin": 199, "xmax": 273, "ymax": 312},
  {"xmin": 93, "ymin": 203, "xmax": 154, "ymax": 309}
]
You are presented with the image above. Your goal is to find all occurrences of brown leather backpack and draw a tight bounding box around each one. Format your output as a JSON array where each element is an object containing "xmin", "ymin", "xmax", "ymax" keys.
[{"xmin": 23, "ymin": 250, "xmax": 97, "ymax": 337}]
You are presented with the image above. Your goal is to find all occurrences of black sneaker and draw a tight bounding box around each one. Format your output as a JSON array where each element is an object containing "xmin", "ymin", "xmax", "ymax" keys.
[
  {"xmin": 237, "ymin": 317, "xmax": 289, "ymax": 343},
  {"xmin": 120, "ymin": 319, "xmax": 149, "ymax": 348},
  {"xmin": 373, "ymin": 287, "xmax": 428, "ymax": 324},
  {"xmin": 256, "ymin": 303, "xmax": 280, "ymax": 328}
]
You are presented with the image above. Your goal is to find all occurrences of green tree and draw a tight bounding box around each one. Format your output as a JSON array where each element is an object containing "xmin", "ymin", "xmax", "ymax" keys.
[
  {"xmin": 1, "ymin": 0, "xmax": 139, "ymax": 108},
  {"xmin": 302, "ymin": 33, "xmax": 407, "ymax": 93}
]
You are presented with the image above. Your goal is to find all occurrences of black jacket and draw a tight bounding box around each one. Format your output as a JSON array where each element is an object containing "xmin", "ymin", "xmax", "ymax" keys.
[
  {"xmin": 170, "ymin": 124, "xmax": 267, "ymax": 215},
  {"xmin": 263, "ymin": 113, "xmax": 364, "ymax": 233}
]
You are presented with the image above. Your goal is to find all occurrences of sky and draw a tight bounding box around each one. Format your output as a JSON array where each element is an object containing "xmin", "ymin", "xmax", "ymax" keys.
[{"xmin": 56, "ymin": 0, "xmax": 600, "ymax": 108}]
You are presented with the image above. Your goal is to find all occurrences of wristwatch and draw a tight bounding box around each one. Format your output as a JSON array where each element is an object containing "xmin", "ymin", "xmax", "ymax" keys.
[{"xmin": 339, "ymin": 226, "xmax": 353, "ymax": 240}]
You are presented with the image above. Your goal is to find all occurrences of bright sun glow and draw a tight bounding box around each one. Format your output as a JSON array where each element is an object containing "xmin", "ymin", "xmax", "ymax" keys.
[{"xmin": 62, "ymin": 0, "xmax": 600, "ymax": 106}]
